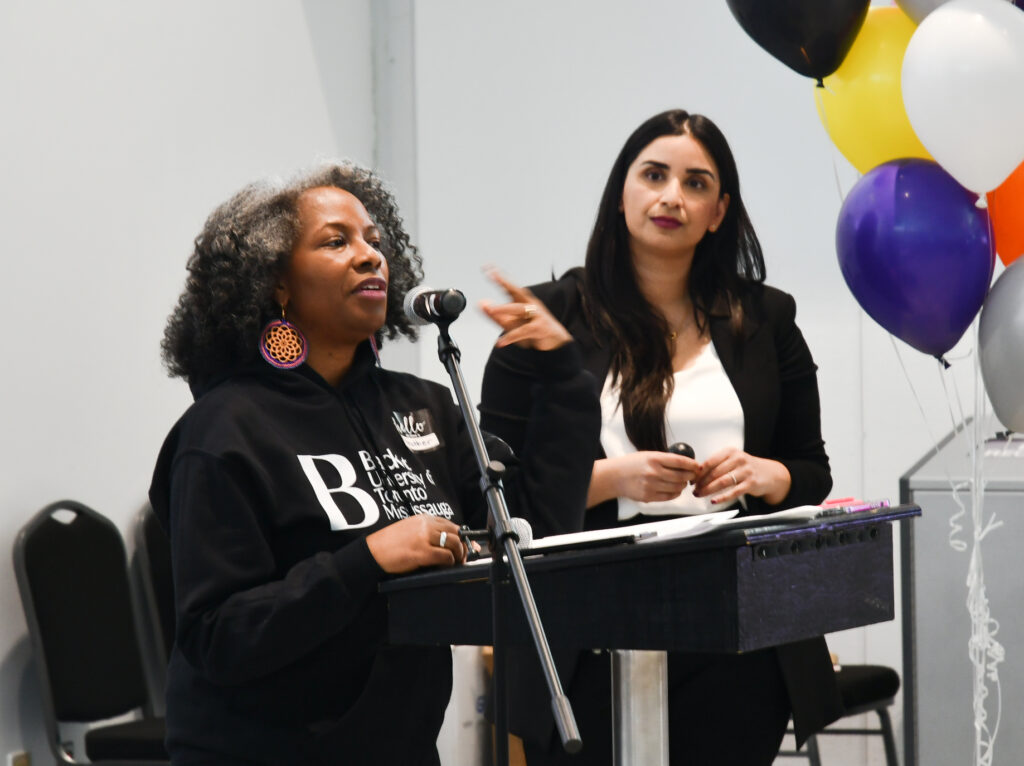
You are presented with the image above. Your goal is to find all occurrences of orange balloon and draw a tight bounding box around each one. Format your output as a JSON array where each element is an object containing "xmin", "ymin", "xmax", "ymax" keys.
[{"xmin": 989, "ymin": 160, "xmax": 1024, "ymax": 266}]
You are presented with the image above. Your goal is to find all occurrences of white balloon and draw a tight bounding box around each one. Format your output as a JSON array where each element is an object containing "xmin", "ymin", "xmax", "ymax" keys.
[{"xmin": 902, "ymin": 0, "xmax": 1024, "ymax": 195}]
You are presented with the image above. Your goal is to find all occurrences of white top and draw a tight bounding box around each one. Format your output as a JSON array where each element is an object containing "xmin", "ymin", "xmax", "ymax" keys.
[{"xmin": 599, "ymin": 341, "xmax": 745, "ymax": 520}]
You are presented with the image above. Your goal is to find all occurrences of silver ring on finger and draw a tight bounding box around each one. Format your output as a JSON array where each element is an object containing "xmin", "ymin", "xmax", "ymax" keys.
[
  {"xmin": 438, "ymin": 530, "xmax": 448, "ymax": 548},
  {"xmin": 728, "ymin": 472, "xmax": 737, "ymax": 486}
]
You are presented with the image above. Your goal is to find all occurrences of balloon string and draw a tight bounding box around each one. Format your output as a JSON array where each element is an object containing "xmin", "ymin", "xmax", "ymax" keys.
[
  {"xmin": 935, "ymin": 355, "xmax": 973, "ymax": 551},
  {"xmin": 968, "ymin": 544, "xmax": 1003, "ymax": 766},
  {"xmin": 937, "ymin": 349, "xmax": 1003, "ymax": 538},
  {"xmin": 813, "ymin": 84, "xmax": 850, "ymax": 203},
  {"xmin": 889, "ymin": 335, "xmax": 969, "ymax": 550},
  {"xmin": 985, "ymin": 201, "xmax": 997, "ymax": 265},
  {"xmin": 889, "ymin": 338, "xmax": 953, "ymax": 473},
  {"xmin": 935, "ymin": 324, "xmax": 1004, "ymax": 766},
  {"xmin": 938, "ymin": 353, "xmax": 970, "ymax": 460}
]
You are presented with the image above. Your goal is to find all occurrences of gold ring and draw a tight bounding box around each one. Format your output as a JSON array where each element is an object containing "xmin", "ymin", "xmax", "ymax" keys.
[
  {"xmin": 438, "ymin": 531, "xmax": 447, "ymax": 548},
  {"xmin": 523, "ymin": 303, "xmax": 537, "ymax": 321}
]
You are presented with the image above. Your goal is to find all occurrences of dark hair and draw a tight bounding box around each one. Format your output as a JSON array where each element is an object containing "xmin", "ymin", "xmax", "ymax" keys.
[
  {"xmin": 161, "ymin": 162, "xmax": 423, "ymax": 387},
  {"xmin": 583, "ymin": 109, "xmax": 765, "ymax": 450}
]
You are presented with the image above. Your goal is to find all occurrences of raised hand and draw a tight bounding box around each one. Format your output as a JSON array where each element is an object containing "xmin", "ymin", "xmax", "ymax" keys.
[{"xmin": 479, "ymin": 269, "xmax": 573, "ymax": 351}]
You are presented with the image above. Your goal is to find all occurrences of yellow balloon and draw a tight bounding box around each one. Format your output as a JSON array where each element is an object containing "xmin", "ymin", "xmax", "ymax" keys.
[{"xmin": 815, "ymin": 6, "xmax": 932, "ymax": 174}]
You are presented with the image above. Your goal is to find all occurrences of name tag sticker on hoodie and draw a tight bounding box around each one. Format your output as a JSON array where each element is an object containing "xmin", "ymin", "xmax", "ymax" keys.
[{"xmin": 392, "ymin": 409, "xmax": 443, "ymax": 452}]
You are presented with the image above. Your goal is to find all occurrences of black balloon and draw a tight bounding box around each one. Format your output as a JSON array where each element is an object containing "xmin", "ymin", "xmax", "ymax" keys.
[{"xmin": 725, "ymin": 0, "xmax": 870, "ymax": 82}]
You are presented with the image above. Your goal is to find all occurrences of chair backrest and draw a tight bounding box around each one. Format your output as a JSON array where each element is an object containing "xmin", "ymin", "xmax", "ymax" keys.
[
  {"xmin": 133, "ymin": 504, "xmax": 176, "ymax": 668},
  {"xmin": 13, "ymin": 500, "xmax": 151, "ymax": 724}
]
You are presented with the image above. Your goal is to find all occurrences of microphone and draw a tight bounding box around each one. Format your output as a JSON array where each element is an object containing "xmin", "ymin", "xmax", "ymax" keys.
[
  {"xmin": 668, "ymin": 442, "xmax": 696, "ymax": 489},
  {"xmin": 508, "ymin": 516, "xmax": 534, "ymax": 548},
  {"xmin": 459, "ymin": 516, "xmax": 534, "ymax": 557},
  {"xmin": 667, "ymin": 442, "xmax": 695, "ymax": 459},
  {"xmin": 404, "ymin": 285, "xmax": 467, "ymax": 325}
]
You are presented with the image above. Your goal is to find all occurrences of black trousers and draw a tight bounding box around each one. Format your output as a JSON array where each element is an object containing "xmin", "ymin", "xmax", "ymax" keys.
[{"xmin": 523, "ymin": 648, "xmax": 790, "ymax": 766}]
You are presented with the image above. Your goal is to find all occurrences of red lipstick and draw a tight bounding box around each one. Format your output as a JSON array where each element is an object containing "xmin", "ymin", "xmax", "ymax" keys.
[{"xmin": 651, "ymin": 217, "xmax": 682, "ymax": 229}]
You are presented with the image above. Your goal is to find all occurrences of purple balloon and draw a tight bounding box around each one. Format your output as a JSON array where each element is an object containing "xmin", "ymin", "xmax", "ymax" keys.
[{"xmin": 836, "ymin": 159, "xmax": 994, "ymax": 357}]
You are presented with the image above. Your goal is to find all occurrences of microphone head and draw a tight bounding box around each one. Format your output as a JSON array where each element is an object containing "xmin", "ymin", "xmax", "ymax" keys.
[
  {"xmin": 438, "ymin": 288, "xmax": 467, "ymax": 317},
  {"xmin": 509, "ymin": 516, "xmax": 533, "ymax": 548},
  {"xmin": 667, "ymin": 442, "xmax": 695, "ymax": 459},
  {"xmin": 403, "ymin": 286, "xmax": 467, "ymax": 325},
  {"xmin": 403, "ymin": 285, "xmax": 433, "ymax": 326}
]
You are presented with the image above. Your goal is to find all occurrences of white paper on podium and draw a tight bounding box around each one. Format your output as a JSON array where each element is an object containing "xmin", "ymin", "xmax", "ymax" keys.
[
  {"xmin": 524, "ymin": 509, "xmax": 740, "ymax": 551},
  {"xmin": 524, "ymin": 504, "xmax": 830, "ymax": 551},
  {"xmin": 462, "ymin": 505, "xmax": 831, "ymax": 565}
]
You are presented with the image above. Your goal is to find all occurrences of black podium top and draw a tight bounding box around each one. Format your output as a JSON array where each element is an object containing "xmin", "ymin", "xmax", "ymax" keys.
[{"xmin": 381, "ymin": 505, "xmax": 919, "ymax": 653}]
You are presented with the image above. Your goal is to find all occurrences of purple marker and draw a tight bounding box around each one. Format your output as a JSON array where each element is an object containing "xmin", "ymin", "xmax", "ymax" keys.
[{"xmin": 843, "ymin": 499, "xmax": 891, "ymax": 513}]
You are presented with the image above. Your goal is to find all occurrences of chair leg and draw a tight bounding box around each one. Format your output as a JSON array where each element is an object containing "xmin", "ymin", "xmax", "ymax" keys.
[
  {"xmin": 876, "ymin": 707, "xmax": 899, "ymax": 766},
  {"xmin": 805, "ymin": 734, "xmax": 822, "ymax": 766}
]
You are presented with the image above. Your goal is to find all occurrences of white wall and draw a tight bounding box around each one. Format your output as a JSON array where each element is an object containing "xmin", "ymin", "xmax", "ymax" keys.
[{"xmin": 0, "ymin": 0, "xmax": 375, "ymax": 758}]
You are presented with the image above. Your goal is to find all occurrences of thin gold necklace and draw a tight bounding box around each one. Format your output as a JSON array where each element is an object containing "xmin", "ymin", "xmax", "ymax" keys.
[
  {"xmin": 668, "ymin": 309, "xmax": 700, "ymax": 341},
  {"xmin": 667, "ymin": 318, "xmax": 689, "ymax": 342}
]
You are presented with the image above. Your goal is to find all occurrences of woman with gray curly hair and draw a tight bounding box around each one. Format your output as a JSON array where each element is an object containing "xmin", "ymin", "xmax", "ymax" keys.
[
  {"xmin": 149, "ymin": 161, "xmax": 600, "ymax": 765},
  {"xmin": 161, "ymin": 163, "xmax": 423, "ymax": 390}
]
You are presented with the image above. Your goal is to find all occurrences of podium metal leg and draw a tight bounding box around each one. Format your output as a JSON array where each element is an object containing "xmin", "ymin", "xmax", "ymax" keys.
[{"xmin": 610, "ymin": 649, "xmax": 669, "ymax": 766}]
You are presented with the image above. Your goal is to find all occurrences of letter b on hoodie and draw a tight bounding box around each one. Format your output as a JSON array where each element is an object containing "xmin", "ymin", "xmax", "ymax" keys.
[{"xmin": 297, "ymin": 454, "xmax": 380, "ymax": 530}]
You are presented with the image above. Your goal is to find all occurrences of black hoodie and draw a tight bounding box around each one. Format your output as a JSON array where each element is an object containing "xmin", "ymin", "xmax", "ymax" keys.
[{"xmin": 149, "ymin": 341, "xmax": 600, "ymax": 765}]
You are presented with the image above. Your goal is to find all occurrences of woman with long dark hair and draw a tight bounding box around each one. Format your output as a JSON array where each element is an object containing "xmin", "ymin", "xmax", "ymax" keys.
[{"xmin": 481, "ymin": 110, "xmax": 841, "ymax": 765}]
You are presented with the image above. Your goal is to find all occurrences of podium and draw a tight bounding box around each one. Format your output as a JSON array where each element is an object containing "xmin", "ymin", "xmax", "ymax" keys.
[{"xmin": 382, "ymin": 505, "xmax": 918, "ymax": 763}]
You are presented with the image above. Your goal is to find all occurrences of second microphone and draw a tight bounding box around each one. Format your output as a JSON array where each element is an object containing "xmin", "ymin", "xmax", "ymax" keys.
[{"xmin": 404, "ymin": 286, "xmax": 467, "ymax": 326}]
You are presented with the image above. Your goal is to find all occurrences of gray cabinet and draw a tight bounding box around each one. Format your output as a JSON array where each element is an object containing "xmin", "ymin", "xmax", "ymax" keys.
[{"xmin": 901, "ymin": 420, "xmax": 1024, "ymax": 766}]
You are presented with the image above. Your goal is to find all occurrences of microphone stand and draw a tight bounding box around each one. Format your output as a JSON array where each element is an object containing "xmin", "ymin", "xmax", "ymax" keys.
[{"xmin": 433, "ymin": 320, "xmax": 581, "ymax": 764}]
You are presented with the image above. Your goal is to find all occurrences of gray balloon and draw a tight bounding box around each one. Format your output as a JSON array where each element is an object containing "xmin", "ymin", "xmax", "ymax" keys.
[
  {"xmin": 896, "ymin": 0, "xmax": 949, "ymax": 24},
  {"xmin": 979, "ymin": 259, "xmax": 1024, "ymax": 432}
]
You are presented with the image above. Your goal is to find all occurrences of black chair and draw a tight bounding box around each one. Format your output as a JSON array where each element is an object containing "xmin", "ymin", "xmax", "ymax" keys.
[
  {"xmin": 777, "ymin": 664, "xmax": 900, "ymax": 766},
  {"xmin": 131, "ymin": 504, "xmax": 175, "ymax": 705},
  {"xmin": 13, "ymin": 500, "xmax": 170, "ymax": 765}
]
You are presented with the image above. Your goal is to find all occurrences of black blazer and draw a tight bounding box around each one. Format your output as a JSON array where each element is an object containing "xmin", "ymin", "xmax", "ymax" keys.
[{"xmin": 480, "ymin": 268, "xmax": 843, "ymax": 747}]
